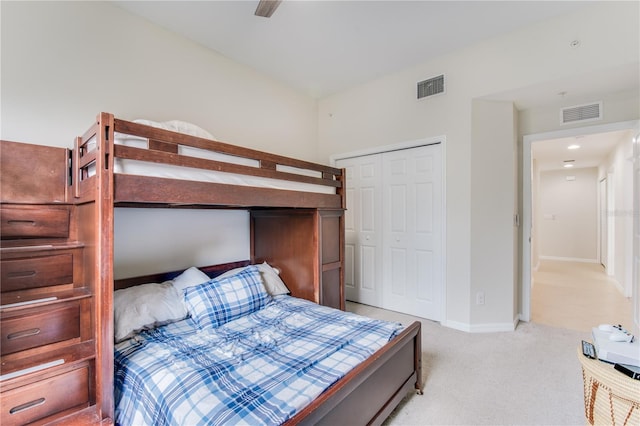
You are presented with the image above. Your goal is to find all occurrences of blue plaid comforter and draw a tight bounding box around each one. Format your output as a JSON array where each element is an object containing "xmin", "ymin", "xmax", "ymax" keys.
[{"xmin": 114, "ymin": 296, "xmax": 403, "ymax": 426}]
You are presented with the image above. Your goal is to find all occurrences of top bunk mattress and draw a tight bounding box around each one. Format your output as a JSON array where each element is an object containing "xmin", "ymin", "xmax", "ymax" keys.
[{"xmin": 84, "ymin": 121, "xmax": 336, "ymax": 195}]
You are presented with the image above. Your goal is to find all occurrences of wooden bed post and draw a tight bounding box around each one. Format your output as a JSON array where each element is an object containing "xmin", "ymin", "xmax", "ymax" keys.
[
  {"xmin": 94, "ymin": 112, "xmax": 115, "ymax": 422},
  {"xmin": 337, "ymin": 167, "xmax": 346, "ymax": 211}
]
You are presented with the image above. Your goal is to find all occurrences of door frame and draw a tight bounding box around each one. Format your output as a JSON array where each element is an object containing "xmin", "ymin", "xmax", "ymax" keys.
[
  {"xmin": 633, "ymin": 130, "xmax": 640, "ymax": 332},
  {"xmin": 330, "ymin": 136, "xmax": 447, "ymax": 321},
  {"xmin": 599, "ymin": 177, "xmax": 608, "ymax": 269},
  {"xmin": 521, "ymin": 120, "xmax": 639, "ymax": 322},
  {"xmin": 607, "ymin": 172, "xmax": 616, "ymax": 277}
]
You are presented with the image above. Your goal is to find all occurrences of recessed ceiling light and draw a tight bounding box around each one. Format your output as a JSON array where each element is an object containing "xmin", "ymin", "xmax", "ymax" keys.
[
  {"xmin": 564, "ymin": 164, "xmax": 574, "ymax": 168},
  {"xmin": 567, "ymin": 144, "xmax": 580, "ymax": 150}
]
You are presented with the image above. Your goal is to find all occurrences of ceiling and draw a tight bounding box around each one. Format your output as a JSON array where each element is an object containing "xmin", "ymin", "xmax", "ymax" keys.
[
  {"xmin": 113, "ymin": 1, "xmax": 638, "ymax": 168},
  {"xmin": 113, "ymin": 0, "xmax": 599, "ymax": 100},
  {"xmin": 532, "ymin": 129, "xmax": 634, "ymax": 171}
]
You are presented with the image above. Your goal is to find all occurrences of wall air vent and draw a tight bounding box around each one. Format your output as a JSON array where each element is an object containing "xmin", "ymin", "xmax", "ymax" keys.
[
  {"xmin": 560, "ymin": 102, "xmax": 602, "ymax": 124},
  {"xmin": 417, "ymin": 74, "xmax": 445, "ymax": 99}
]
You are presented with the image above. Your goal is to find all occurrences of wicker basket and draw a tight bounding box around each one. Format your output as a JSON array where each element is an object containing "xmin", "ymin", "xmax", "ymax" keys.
[{"xmin": 578, "ymin": 346, "xmax": 640, "ymax": 425}]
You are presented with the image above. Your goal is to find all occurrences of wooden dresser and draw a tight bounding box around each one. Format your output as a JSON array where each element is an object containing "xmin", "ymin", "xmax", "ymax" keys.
[{"xmin": 0, "ymin": 141, "xmax": 100, "ymax": 425}]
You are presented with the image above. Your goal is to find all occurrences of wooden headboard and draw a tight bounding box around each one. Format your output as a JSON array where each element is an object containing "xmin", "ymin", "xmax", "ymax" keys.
[{"xmin": 113, "ymin": 260, "xmax": 250, "ymax": 290}]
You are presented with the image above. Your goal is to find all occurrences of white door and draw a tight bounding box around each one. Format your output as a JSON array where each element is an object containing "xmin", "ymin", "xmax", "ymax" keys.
[
  {"xmin": 382, "ymin": 145, "xmax": 442, "ymax": 320},
  {"xmin": 338, "ymin": 154, "xmax": 383, "ymax": 307},
  {"xmin": 337, "ymin": 143, "xmax": 443, "ymax": 321},
  {"xmin": 599, "ymin": 178, "xmax": 608, "ymax": 269}
]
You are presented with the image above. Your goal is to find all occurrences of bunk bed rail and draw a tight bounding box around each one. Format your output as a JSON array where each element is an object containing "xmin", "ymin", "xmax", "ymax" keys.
[{"xmin": 73, "ymin": 113, "xmax": 345, "ymax": 209}]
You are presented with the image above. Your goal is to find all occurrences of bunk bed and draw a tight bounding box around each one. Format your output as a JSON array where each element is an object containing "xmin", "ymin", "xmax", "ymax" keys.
[{"xmin": 0, "ymin": 112, "xmax": 423, "ymax": 425}]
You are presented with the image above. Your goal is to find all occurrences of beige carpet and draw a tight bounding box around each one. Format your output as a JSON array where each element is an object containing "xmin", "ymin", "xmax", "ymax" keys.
[
  {"xmin": 347, "ymin": 303, "xmax": 590, "ymax": 426},
  {"xmin": 346, "ymin": 260, "xmax": 632, "ymax": 425}
]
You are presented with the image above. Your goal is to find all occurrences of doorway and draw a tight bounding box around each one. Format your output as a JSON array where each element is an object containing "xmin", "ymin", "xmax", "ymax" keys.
[{"xmin": 522, "ymin": 120, "xmax": 639, "ymax": 324}]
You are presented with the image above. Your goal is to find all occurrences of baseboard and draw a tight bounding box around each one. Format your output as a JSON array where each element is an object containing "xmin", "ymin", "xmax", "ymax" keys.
[
  {"xmin": 612, "ymin": 278, "xmax": 626, "ymax": 296},
  {"xmin": 443, "ymin": 319, "xmax": 517, "ymax": 333},
  {"xmin": 539, "ymin": 255, "xmax": 598, "ymax": 263}
]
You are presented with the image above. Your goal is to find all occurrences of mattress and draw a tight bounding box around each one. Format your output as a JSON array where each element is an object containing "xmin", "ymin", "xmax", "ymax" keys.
[
  {"xmin": 114, "ymin": 295, "xmax": 403, "ymax": 426},
  {"xmin": 85, "ymin": 134, "xmax": 335, "ymax": 194}
]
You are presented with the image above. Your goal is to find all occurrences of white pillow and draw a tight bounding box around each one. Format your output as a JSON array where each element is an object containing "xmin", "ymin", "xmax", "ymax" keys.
[
  {"xmin": 164, "ymin": 120, "xmax": 214, "ymax": 140},
  {"xmin": 113, "ymin": 281, "xmax": 187, "ymax": 343},
  {"xmin": 133, "ymin": 119, "xmax": 214, "ymax": 140},
  {"xmin": 172, "ymin": 266, "xmax": 212, "ymax": 292},
  {"xmin": 216, "ymin": 262, "xmax": 289, "ymax": 296}
]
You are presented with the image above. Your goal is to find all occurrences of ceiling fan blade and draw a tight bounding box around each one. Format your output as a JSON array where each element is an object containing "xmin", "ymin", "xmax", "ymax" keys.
[{"xmin": 255, "ymin": 0, "xmax": 282, "ymax": 18}]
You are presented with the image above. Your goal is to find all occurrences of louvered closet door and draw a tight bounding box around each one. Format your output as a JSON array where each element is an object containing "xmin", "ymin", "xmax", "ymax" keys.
[
  {"xmin": 381, "ymin": 144, "xmax": 442, "ymax": 321},
  {"xmin": 337, "ymin": 155, "xmax": 383, "ymax": 307}
]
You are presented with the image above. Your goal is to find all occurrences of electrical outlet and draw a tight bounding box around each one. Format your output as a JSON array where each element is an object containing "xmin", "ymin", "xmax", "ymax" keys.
[{"xmin": 476, "ymin": 291, "xmax": 485, "ymax": 305}]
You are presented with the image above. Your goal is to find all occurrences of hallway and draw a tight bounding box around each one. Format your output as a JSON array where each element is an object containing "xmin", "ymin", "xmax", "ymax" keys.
[{"xmin": 531, "ymin": 259, "xmax": 633, "ymax": 332}]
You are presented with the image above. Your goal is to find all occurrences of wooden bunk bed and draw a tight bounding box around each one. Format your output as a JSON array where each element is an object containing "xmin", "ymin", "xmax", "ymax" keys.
[{"xmin": 0, "ymin": 112, "xmax": 422, "ymax": 425}]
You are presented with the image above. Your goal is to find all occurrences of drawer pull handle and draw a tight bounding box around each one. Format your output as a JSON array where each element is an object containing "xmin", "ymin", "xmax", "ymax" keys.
[
  {"xmin": 7, "ymin": 270, "xmax": 37, "ymax": 278},
  {"xmin": 7, "ymin": 328, "xmax": 41, "ymax": 340},
  {"xmin": 9, "ymin": 398, "xmax": 46, "ymax": 414},
  {"xmin": 7, "ymin": 220, "xmax": 36, "ymax": 226}
]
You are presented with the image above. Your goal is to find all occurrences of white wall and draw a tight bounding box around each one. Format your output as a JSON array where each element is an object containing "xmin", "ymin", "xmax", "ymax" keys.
[
  {"xmin": 532, "ymin": 159, "xmax": 540, "ymax": 270},
  {"xmin": 519, "ymin": 94, "xmax": 639, "ymax": 137},
  {"xmin": 113, "ymin": 209, "xmax": 249, "ymax": 280},
  {"xmin": 538, "ymin": 168, "xmax": 598, "ymax": 261},
  {"xmin": 470, "ymin": 100, "xmax": 517, "ymax": 329},
  {"xmin": 598, "ymin": 131, "xmax": 635, "ymax": 295},
  {"xmin": 318, "ymin": 2, "xmax": 639, "ymax": 330},
  {"xmin": 1, "ymin": 1, "xmax": 318, "ymax": 161},
  {"xmin": 1, "ymin": 1, "xmax": 319, "ymax": 279}
]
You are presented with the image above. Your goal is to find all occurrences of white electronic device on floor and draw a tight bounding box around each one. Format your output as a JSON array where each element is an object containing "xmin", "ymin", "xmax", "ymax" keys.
[{"xmin": 592, "ymin": 325, "xmax": 640, "ymax": 367}]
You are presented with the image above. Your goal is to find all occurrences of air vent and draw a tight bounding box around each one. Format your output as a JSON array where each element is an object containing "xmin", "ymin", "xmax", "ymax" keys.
[
  {"xmin": 417, "ymin": 74, "xmax": 445, "ymax": 99},
  {"xmin": 561, "ymin": 102, "xmax": 602, "ymax": 124}
]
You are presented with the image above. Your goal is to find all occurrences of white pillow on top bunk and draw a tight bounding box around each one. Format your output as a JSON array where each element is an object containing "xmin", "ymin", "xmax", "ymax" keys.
[
  {"xmin": 133, "ymin": 119, "xmax": 215, "ymax": 140},
  {"xmin": 216, "ymin": 262, "xmax": 290, "ymax": 296}
]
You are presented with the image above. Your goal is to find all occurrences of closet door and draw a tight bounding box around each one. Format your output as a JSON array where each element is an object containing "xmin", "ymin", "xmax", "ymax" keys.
[
  {"xmin": 337, "ymin": 155, "xmax": 383, "ymax": 307},
  {"xmin": 337, "ymin": 143, "xmax": 443, "ymax": 322},
  {"xmin": 381, "ymin": 144, "xmax": 442, "ymax": 321}
]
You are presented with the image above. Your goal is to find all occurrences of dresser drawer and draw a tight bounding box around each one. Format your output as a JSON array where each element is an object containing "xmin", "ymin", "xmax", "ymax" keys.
[
  {"xmin": 1, "ymin": 302, "xmax": 80, "ymax": 356},
  {"xmin": 1, "ymin": 206, "xmax": 70, "ymax": 239},
  {"xmin": 1, "ymin": 364, "xmax": 89, "ymax": 425},
  {"xmin": 1, "ymin": 253, "xmax": 74, "ymax": 292}
]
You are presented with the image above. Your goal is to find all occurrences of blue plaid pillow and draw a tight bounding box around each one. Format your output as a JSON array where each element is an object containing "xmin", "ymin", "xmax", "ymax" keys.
[{"xmin": 183, "ymin": 265, "xmax": 272, "ymax": 329}]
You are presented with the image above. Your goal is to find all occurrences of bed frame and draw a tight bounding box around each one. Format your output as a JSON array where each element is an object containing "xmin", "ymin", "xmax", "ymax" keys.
[
  {"xmin": 1, "ymin": 112, "xmax": 422, "ymax": 424},
  {"xmin": 115, "ymin": 262, "xmax": 423, "ymax": 426}
]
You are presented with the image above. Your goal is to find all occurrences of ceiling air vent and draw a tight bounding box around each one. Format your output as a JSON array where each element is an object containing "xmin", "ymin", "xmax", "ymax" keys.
[
  {"xmin": 417, "ymin": 74, "xmax": 445, "ymax": 99},
  {"xmin": 560, "ymin": 102, "xmax": 602, "ymax": 125}
]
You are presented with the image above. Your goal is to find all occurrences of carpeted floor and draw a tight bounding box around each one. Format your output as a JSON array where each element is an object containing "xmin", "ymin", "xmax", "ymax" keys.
[{"xmin": 347, "ymin": 302, "xmax": 590, "ymax": 426}]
